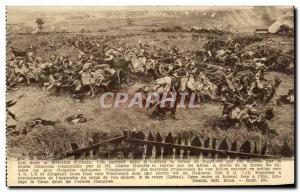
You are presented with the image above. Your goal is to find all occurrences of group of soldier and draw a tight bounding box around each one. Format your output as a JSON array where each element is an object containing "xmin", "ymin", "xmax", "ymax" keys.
[
  {"xmin": 7, "ymin": 34, "xmax": 292, "ymax": 133},
  {"xmin": 8, "ymin": 40, "xmax": 124, "ymax": 97},
  {"xmin": 203, "ymin": 34, "xmax": 294, "ymax": 74},
  {"xmin": 7, "ymin": 36, "xmax": 220, "ymax": 99}
]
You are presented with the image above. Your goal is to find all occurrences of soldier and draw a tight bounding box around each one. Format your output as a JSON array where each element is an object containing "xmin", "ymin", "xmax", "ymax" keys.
[
  {"xmin": 219, "ymin": 94, "xmax": 241, "ymax": 128},
  {"xmin": 104, "ymin": 48, "xmax": 117, "ymax": 63},
  {"xmin": 254, "ymin": 69, "xmax": 265, "ymax": 89},
  {"xmin": 53, "ymin": 56, "xmax": 64, "ymax": 72},
  {"xmin": 26, "ymin": 62, "xmax": 41, "ymax": 83},
  {"xmin": 131, "ymin": 54, "xmax": 146, "ymax": 74},
  {"xmin": 7, "ymin": 58, "xmax": 20, "ymax": 88},
  {"xmin": 144, "ymin": 57, "xmax": 157, "ymax": 75},
  {"xmin": 66, "ymin": 114, "xmax": 87, "ymax": 124},
  {"xmin": 248, "ymin": 110, "xmax": 262, "ymax": 130},
  {"xmin": 247, "ymin": 81, "xmax": 256, "ymax": 98},
  {"xmin": 276, "ymin": 89, "xmax": 294, "ymax": 105},
  {"xmin": 103, "ymin": 65, "xmax": 116, "ymax": 76},
  {"xmin": 234, "ymin": 42, "xmax": 241, "ymax": 55},
  {"xmin": 224, "ymin": 68, "xmax": 236, "ymax": 91},
  {"xmin": 40, "ymin": 61, "xmax": 54, "ymax": 74},
  {"xmin": 79, "ymin": 63, "xmax": 95, "ymax": 96},
  {"xmin": 36, "ymin": 56, "xmax": 43, "ymax": 64},
  {"xmin": 26, "ymin": 50, "xmax": 35, "ymax": 63},
  {"xmin": 186, "ymin": 73, "xmax": 196, "ymax": 92},
  {"xmin": 236, "ymin": 101, "xmax": 258, "ymax": 121},
  {"xmin": 197, "ymin": 72, "xmax": 218, "ymax": 100},
  {"xmin": 14, "ymin": 59, "xmax": 30, "ymax": 85},
  {"xmin": 180, "ymin": 72, "xmax": 190, "ymax": 92},
  {"xmin": 154, "ymin": 75, "xmax": 172, "ymax": 94},
  {"xmin": 91, "ymin": 69, "xmax": 105, "ymax": 87},
  {"xmin": 43, "ymin": 73, "xmax": 61, "ymax": 91},
  {"xmin": 254, "ymin": 58, "xmax": 267, "ymax": 71}
]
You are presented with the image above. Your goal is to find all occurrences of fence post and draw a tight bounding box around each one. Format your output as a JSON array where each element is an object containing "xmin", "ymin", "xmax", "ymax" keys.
[
  {"xmin": 281, "ymin": 141, "xmax": 292, "ymax": 157},
  {"xmin": 133, "ymin": 131, "xmax": 145, "ymax": 159},
  {"xmin": 230, "ymin": 139, "xmax": 238, "ymax": 159},
  {"xmin": 155, "ymin": 132, "xmax": 163, "ymax": 159},
  {"xmin": 218, "ymin": 137, "xmax": 229, "ymax": 159},
  {"xmin": 261, "ymin": 142, "xmax": 267, "ymax": 155},
  {"xmin": 253, "ymin": 141, "xmax": 258, "ymax": 155},
  {"xmin": 175, "ymin": 134, "xmax": 182, "ymax": 158},
  {"xmin": 240, "ymin": 140, "xmax": 252, "ymax": 159},
  {"xmin": 190, "ymin": 136, "xmax": 202, "ymax": 158},
  {"xmin": 203, "ymin": 137, "xmax": 210, "ymax": 158},
  {"xmin": 211, "ymin": 138, "xmax": 217, "ymax": 159},
  {"xmin": 146, "ymin": 131, "xmax": 154, "ymax": 158},
  {"xmin": 163, "ymin": 132, "xmax": 174, "ymax": 158},
  {"xmin": 70, "ymin": 142, "xmax": 82, "ymax": 160},
  {"xmin": 182, "ymin": 135, "xmax": 189, "ymax": 159}
]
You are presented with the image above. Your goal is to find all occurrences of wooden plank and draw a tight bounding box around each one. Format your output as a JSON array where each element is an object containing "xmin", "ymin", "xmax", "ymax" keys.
[
  {"xmin": 124, "ymin": 138, "xmax": 279, "ymax": 159},
  {"xmin": 54, "ymin": 136, "xmax": 125, "ymax": 159}
]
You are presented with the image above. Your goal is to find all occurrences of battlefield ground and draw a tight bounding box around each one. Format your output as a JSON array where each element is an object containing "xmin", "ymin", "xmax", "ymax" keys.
[{"xmin": 6, "ymin": 7, "xmax": 294, "ymax": 157}]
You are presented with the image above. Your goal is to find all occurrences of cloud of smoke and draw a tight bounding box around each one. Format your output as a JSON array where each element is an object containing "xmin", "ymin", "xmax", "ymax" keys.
[{"xmin": 224, "ymin": 6, "xmax": 293, "ymax": 29}]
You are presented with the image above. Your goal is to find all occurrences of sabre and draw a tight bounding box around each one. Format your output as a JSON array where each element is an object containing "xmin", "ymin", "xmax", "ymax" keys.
[{"xmin": 7, "ymin": 73, "xmax": 22, "ymax": 89}]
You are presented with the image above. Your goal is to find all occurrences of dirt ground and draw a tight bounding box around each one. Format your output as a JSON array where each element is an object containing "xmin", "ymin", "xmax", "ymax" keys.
[{"xmin": 6, "ymin": 9, "xmax": 294, "ymax": 158}]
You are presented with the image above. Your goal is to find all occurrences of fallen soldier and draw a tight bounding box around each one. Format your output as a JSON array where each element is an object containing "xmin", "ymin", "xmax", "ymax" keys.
[
  {"xmin": 276, "ymin": 89, "xmax": 294, "ymax": 105},
  {"xmin": 65, "ymin": 114, "xmax": 87, "ymax": 124}
]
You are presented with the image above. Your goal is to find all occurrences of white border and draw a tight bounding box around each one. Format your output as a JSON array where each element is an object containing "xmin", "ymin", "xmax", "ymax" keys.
[{"xmin": 1, "ymin": 0, "xmax": 299, "ymax": 191}]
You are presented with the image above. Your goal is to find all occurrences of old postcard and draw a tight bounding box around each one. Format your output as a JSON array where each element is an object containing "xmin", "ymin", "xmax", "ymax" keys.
[{"xmin": 6, "ymin": 6, "xmax": 294, "ymax": 186}]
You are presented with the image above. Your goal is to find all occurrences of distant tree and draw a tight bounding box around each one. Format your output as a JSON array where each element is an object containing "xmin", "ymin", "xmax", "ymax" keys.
[{"xmin": 35, "ymin": 18, "xmax": 45, "ymax": 31}]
